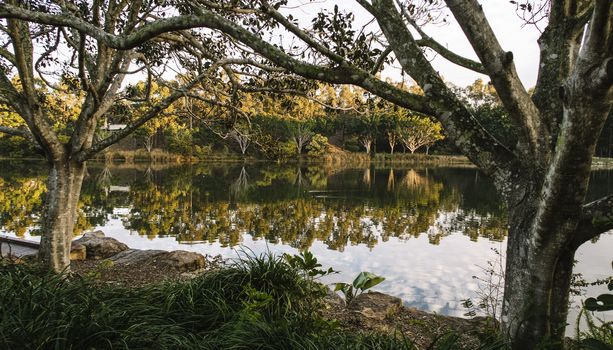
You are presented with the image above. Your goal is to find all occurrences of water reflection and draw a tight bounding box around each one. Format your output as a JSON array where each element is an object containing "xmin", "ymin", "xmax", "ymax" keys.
[
  {"xmin": 0, "ymin": 162, "xmax": 517, "ymax": 248},
  {"xmin": 1, "ymin": 161, "xmax": 610, "ymax": 319}
]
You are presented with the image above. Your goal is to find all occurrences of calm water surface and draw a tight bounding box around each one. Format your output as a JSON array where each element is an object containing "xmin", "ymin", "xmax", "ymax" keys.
[{"xmin": 1, "ymin": 160, "xmax": 611, "ymax": 324}]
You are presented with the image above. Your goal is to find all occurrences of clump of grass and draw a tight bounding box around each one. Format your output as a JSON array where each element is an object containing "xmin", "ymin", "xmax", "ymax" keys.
[{"xmin": 0, "ymin": 254, "xmax": 499, "ymax": 349}]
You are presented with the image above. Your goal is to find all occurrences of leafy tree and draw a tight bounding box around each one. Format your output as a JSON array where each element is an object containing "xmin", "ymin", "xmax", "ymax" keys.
[
  {"xmin": 306, "ymin": 133, "xmax": 328, "ymax": 157},
  {"xmin": 399, "ymin": 115, "xmax": 445, "ymax": 154},
  {"xmin": 286, "ymin": 118, "xmax": 315, "ymax": 155},
  {"xmin": 0, "ymin": 1, "xmax": 250, "ymax": 272}
]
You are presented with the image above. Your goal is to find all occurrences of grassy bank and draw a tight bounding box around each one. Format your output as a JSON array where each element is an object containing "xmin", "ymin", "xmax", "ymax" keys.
[{"xmin": 0, "ymin": 254, "xmax": 506, "ymax": 350}]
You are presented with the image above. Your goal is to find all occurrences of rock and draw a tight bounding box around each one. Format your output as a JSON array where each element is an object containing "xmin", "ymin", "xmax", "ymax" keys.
[
  {"xmin": 108, "ymin": 249, "xmax": 166, "ymax": 265},
  {"xmin": 105, "ymin": 249, "xmax": 205, "ymax": 272},
  {"xmin": 348, "ymin": 291, "xmax": 402, "ymax": 320},
  {"xmin": 82, "ymin": 230, "xmax": 106, "ymax": 239},
  {"xmin": 70, "ymin": 243, "xmax": 86, "ymax": 261},
  {"xmin": 74, "ymin": 233, "xmax": 128, "ymax": 260},
  {"xmin": 156, "ymin": 250, "xmax": 206, "ymax": 272}
]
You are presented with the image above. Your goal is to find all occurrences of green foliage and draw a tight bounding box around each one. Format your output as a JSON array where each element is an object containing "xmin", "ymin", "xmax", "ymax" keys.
[
  {"xmin": 0, "ymin": 136, "xmax": 40, "ymax": 158},
  {"xmin": 334, "ymin": 271, "xmax": 386, "ymax": 305},
  {"xmin": 284, "ymin": 250, "xmax": 336, "ymax": 279},
  {"xmin": 0, "ymin": 254, "xmax": 425, "ymax": 349},
  {"xmin": 165, "ymin": 128, "xmax": 193, "ymax": 155},
  {"xmin": 584, "ymin": 281, "xmax": 613, "ymax": 312},
  {"xmin": 307, "ymin": 133, "xmax": 328, "ymax": 157},
  {"xmin": 576, "ymin": 263, "xmax": 613, "ymax": 349}
]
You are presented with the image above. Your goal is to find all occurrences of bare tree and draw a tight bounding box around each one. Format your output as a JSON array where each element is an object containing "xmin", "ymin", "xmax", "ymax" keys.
[
  {"xmin": 360, "ymin": 135, "xmax": 373, "ymax": 154},
  {"xmin": 229, "ymin": 129, "xmax": 250, "ymax": 155},
  {"xmin": 387, "ymin": 131, "xmax": 398, "ymax": 154},
  {"xmin": 1, "ymin": 0, "xmax": 612, "ymax": 347}
]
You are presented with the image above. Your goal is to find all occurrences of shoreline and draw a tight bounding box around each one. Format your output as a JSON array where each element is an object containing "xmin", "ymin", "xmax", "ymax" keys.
[{"xmin": 3, "ymin": 153, "xmax": 613, "ymax": 170}]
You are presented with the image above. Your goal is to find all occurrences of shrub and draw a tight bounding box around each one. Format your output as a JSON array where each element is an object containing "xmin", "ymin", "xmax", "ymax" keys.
[{"xmin": 307, "ymin": 134, "xmax": 328, "ymax": 157}]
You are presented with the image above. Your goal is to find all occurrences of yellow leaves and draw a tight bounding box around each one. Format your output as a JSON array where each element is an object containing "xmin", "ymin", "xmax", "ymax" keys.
[{"xmin": 0, "ymin": 105, "xmax": 25, "ymax": 128}]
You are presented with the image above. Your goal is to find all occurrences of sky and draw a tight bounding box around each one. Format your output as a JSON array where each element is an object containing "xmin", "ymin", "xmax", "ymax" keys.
[{"xmin": 281, "ymin": 0, "xmax": 543, "ymax": 88}]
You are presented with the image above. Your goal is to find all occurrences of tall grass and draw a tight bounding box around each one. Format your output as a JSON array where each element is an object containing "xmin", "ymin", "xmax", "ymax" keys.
[{"xmin": 0, "ymin": 254, "xmax": 503, "ymax": 349}]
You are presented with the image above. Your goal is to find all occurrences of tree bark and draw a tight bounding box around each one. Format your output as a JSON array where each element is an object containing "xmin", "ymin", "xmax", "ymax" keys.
[
  {"xmin": 502, "ymin": 206, "xmax": 578, "ymax": 349},
  {"xmin": 38, "ymin": 160, "xmax": 86, "ymax": 273}
]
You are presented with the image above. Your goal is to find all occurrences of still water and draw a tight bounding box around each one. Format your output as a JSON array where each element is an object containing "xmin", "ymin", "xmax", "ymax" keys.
[{"xmin": 1, "ymin": 160, "xmax": 611, "ymax": 322}]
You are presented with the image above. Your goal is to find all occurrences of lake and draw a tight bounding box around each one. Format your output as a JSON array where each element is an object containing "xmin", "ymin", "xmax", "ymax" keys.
[{"xmin": 1, "ymin": 160, "xmax": 611, "ymax": 326}]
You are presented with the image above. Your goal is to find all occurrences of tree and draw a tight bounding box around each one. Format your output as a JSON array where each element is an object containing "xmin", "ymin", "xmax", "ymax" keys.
[
  {"xmin": 399, "ymin": 115, "xmax": 445, "ymax": 154},
  {"xmin": 229, "ymin": 128, "xmax": 250, "ymax": 156},
  {"xmin": 357, "ymin": 103, "xmax": 380, "ymax": 154},
  {"xmin": 383, "ymin": 113, "xmax": 402, "ymax": 154},
  {"xmin": 0, "ymin": 1, "xmax": 254, "ymax": 272},
  {"xmin": 1, "ymin": 0, "xmax": 612, "ymax": 347},
  {"xmin": 286, "ymin": 119, "xmax": 314, "ymax": 155},
  {"xmin": 126, "ymin": 81, "xmax": 185, "ymax": 153}
]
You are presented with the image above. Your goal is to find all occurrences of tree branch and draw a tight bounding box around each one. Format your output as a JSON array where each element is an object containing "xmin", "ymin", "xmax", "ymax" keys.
[
  {"xmin": 394, "ymin": 1, "xmax": 486, "ymax": 74},
  {"xmin": 0, "ymin": 126, "xmax": 32, "ymax": 139},
  {"xmin": 574, "ymin": 193, "xmax": 613, "ymax": 247},
  {"xmin": 259, "ymin": 0, "xmax": 346, "ymax": 64},
  {"xmin": 445, "ymin": 0, "xmax": 545, "ymax": 166},
  {"xmin": 0, "ymin": 2, "xmax": 433, "ymax": 116},
  {"xmin": 74, "ymin": 73, "xmax": 207, "ymax": 161},
  {"xmin": 415, "ymin": 37, "xmax": 486, "ymax": 74},
  {"xmin": 364, "ymin": 0, "xmax": 519, "ymax": 189},
  {"xmin": 370, "ymin": 46, "xmax": 392, "ymax": 75},
  {"xmin": 0, "ymin": 47, "xmax": 16, "ymax": 65}
]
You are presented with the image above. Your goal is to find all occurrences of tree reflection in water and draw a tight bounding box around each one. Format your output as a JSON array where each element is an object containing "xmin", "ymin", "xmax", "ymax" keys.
[{"xmin": 0, "ymin": 161, "xmax": 521, "ymax": 249}]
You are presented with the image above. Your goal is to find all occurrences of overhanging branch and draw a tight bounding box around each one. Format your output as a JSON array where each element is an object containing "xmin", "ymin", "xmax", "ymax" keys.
[
  {"xmin": 0, "ymin": 126, "xmax": 30, "ymax": 138},
  {"xmin": 445, "ymin": 0, "xmax": 545, "ymax": 165},
  {"xmin": 0, "ymin": 2, "xmax": 433, "ymax": 116}
]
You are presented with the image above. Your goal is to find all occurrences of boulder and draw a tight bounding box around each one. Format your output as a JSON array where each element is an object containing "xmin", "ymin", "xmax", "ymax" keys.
[
  {"xmin": 348, "ymin": 292, "xmax": 402, "ymax": 320},
  {"xmin": 82, "ymin": 230, "xmax": 105, "ymax": 239},
  {"xmin": 156, "ymin": 250, "xmax": 206, "ymax": 272},
  {"xmin": 73, "ymin": 232, "xmax": 128, "ymax": 259},
  {"xmin": 70, "ymin": 242, "xmax": 86, "ymax": 261}
]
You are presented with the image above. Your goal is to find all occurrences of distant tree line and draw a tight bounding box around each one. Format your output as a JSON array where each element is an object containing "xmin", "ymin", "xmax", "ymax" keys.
[{"xmin": 2, "ymin": 78, "xmax": 611, "ymax": 161}]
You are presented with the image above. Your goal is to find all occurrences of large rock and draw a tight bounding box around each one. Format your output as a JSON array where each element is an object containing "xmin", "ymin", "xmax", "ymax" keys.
[
  {"xmin": 348, "ymin": 292, "xmax": 402, "ymax": 320},
  {"xmin": 105, "ymin": 249, "xmax": 205, "ymax": 272},
  {"xmin": 82, "ymin": 230, "xmax": 106, "ymax": 239},
  {"xmin": 74, "ymin": 231, "xmax": 128, "ymax": 259},
  {"xmin": 157, "ymin": 250, "xmax": 206, "ymax": 272}
]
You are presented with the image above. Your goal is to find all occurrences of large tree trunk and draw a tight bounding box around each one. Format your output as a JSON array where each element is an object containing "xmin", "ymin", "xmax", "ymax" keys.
[
  {"xmin": 501, "ymin": 191, "xmax": 583, "ymax": 348},
  {"xmin": 38, "ymin": 160, "xmax": 86, "ymax": 273}
]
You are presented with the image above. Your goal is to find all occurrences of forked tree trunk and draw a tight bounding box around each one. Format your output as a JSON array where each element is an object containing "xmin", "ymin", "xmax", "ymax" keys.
[{"xmin": 38, "ymin": 160, "xmax": 86, "ymax": 272}]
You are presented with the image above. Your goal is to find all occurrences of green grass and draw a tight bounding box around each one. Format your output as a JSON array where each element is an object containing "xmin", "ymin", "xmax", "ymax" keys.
[{"xmin": 0, "ymin": 254, "xmax": 504, "ymax": 349}]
